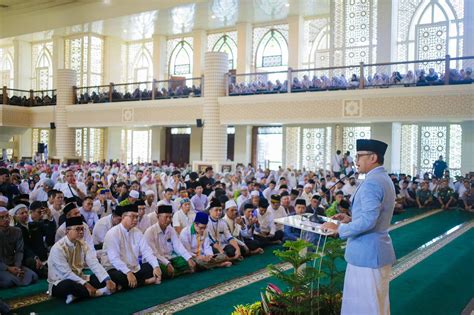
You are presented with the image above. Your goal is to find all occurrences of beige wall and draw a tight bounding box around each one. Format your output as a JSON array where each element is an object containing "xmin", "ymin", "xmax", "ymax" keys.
[{"xmin": 219, "ymin": 85, "xmax": 474, "ymax": 125}]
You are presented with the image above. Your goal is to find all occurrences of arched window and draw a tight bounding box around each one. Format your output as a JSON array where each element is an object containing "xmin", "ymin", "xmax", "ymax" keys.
[
  {"xmin": 396, "ymin": 0, "xmax": 463, "ymax": 71},
  {"xmin": 65, "ymin": 34, "xmax": 104, "ymax": 87},
  {"xmin": 32, "ymin": 42, "xmax": 53, "ymax": 90},
  {"xmin": 208, "ymin": 32, "xmax": 238, "ymax": 70},
  {"xmin": 124, "ymin": 41, "xmax": 153, "ymax": 90},
  {"xmin": 0, "ymin": 47, "xmax": 14, "ymax": 88},
  {"xmin": 168, "ymin": 38, "xmax": 193, "ymax": 79},
  {"xmin": 304, "ymin": 17, "xmax": 331, "ymax": 78},
  {"xmin": 253, "ymin": 25, "xmax": 288, "ymax": 82}
]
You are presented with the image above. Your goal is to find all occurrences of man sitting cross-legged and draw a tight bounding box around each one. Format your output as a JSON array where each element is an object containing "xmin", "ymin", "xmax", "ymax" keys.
[
  {"xmin": 144, "ymin": 205, "xmax": 196, "ymax": 278},
  {"xmin": 180, "ymin": 212, "xmax": 232, "ymax": 270},
  {"xmin": 48, "ymin": 216, "xmax": 117, "ymax": 304},
  {"xmin": 102, "ymin": 204, "xmax": 161, "ymax": 290},
  {"xmin": 254, "ymin": 198, "xmax": 284, "ymax": 246}
]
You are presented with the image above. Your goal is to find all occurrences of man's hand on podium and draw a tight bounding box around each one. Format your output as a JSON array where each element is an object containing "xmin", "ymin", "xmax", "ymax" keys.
[
  {"xmin": 321, "ymin": 222, "xmax": 339, "ymax": 235},
  {"xmin": 332, "ymin": 213, "xmax": 352, "ymax": 223}
]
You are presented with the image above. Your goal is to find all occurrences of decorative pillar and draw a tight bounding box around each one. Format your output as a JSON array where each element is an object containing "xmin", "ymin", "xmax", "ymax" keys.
[
  {"xmin": 52, "ymin": 35, "xmax": 65, "ymax": 89},
  {"xmin": 55, "ymin": 69, "xmax": 76, "ymax": 161},
  {"xmin": 464, "ymin": 0, "xmax": 474, "ymax": 58},
  {"xmin": 193, "ymin": 30, "xmax": 207, "ymax": 79},
  {"xmin": 12, "ymin": 39, "xmax": 31, "ymax": 90},
  {"xmin": 152, "ymin": 34, "xmax": 168, "ymax": 80},
  {"xmin": 103, "ymin": 36, "xmax": 122, "ymax": 84},
  {"xmin": 236, "ymin": 22, "xmax": 252, "ymax": 74},
  {"xmin": 376, "ymin": 0, "xmax": 393, "ymax": 63},
  {"xmin": 202, "ymin": 52, "xmax": 228, "ymax": 162},
  {"xmin": 288, "ymin": 15, "xmax": 304, "ymax": 69},
  {"xmin": 391, "ymin": 122, "xmax": 402, "ymax": 174}
]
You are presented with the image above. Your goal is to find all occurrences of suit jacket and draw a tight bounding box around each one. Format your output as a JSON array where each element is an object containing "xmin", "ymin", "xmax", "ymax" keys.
[{"xmin": 338, "ymin": 166, "xmax": 396, "ymax": 268}]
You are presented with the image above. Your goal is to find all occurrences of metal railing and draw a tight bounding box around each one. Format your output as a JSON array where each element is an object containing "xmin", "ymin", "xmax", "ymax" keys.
[
  {"xmin": 226, "ymin": 55, "xmax": 473, "ymax": 96},
  {"xmin": 1, "ymin": 86, "xmax": 57, "ymax": 106},
  {"xmin": 73, "ymin": 77, "xmax": 203, "ymax": 104}
]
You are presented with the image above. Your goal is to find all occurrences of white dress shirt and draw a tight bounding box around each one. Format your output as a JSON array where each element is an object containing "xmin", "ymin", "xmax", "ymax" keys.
[
  {"xmin": 180, "ymin": 225, "xmax": 213, "ymax": 256},
  {"xmin": 172, "ymin": 209, "xmax": 196, "ymax": 231},
  {"xmin": 256, "ymin": 210, "xmax": 276, "ymax": 235},
  {"xmin": 102, "ymin": 224, "xmax": 158, "ymax": 274},
  {"xmin": 54, "ymin": 182, "xmax": 87, "ymax": 199},
  {"xmin": 47, "ymin": 236, "xmax": 109, "ymax": 293},
  {"xmin": 144, "ymin": 223, "xmax": 192, "ymax": 265},
  {"xmin": 206, "ymin": 217, "xmax": 234, "ymax": 246},
  {"xmin": 137, "ymin": 214, "xmax": 152, "ymax": 233},
  {"xmin": 92, "ymin": 214, "xmax": 113, "ymax": 245}
]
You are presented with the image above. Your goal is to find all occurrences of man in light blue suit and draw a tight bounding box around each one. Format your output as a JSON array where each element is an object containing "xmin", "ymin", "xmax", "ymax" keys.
[{"xmin": 322, "ymin": 139, "xmax": 395, "ymax": 315}]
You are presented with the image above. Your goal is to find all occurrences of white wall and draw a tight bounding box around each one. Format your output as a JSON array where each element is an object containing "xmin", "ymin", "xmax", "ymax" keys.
[
  {"xmin": 461, "ymin": 121, "xmax": 474, "ymax": 174},
  {"xmin": 150, "ymin": 126, "xmax": 165, "ymax": 162}
]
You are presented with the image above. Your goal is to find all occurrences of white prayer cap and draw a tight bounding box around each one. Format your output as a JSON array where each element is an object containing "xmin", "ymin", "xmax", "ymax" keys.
[
  {"xmin": 250, "ymin": 191, "xmax": 260, "ymax": 197},
  {"xmin": 0, "ymin": 196, "xmax": 8, "ymax": 204},
  {"xmin": 9, "ymin": 204, "xmax": 27, "ymax": 216},
  {"xmin": 240, "ymin": 185, "xmax": 248, "ymax": 191},
  {"xmin": 304, "ymin": 183, "xmax": 313, "ymax": 189},
  {"xmin": 129, "ymin": 190, "xmax": 140, "ymax": 199},
  {"xmin": 0, "ymin": 206, "xmax": 8, "ymax": 214},
  {"xmin": 145, "ymin": 190, "xmax": 155, "ymax": 196},
  {"xmin": 225, "ymin": 200, "xmax": 237, "ymax": 210}
]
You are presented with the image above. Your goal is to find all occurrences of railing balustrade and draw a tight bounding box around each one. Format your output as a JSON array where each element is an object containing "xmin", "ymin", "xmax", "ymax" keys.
[
  {"xmin": 227, "ymin": 55, "xmax": 473, "ymax": 95},
  {"xmin": 0, "ymin": 87, "xmax": 56, "ymax": 106}
]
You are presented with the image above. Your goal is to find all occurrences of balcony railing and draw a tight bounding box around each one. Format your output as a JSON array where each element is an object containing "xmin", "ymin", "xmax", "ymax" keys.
[
  {"xmin": 0, "ymin": 87, "xmax": 57, "ymax": 106},
  {"xmin": 73, "ymin": 77, "xmax": 203, "ymax": 104},
  {"xmin": 226, "ymin": 55, "xmax": 473, "ymax": 96}
]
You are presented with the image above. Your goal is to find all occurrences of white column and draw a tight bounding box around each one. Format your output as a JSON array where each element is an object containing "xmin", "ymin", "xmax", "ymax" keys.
[
  {"xmin": 464, "ymin": 0, "xmax": 474, "ymax": 57},
  {"xmin": 55, "ymin": 69, "xmax": 76, "ymax": 161},
  {"xmin": 12, "ymin": 39, "xmax": 31, "ymax": 90},
  {"xmin": 190, "ymin": 126, "xmax": 203, "ymax": 162},
  {"xmin": 371, "ymin": 122, "xmax": 394, "ymax": 172},
  {"xmin": 106, "ymin": 127, "xmax": 122, "ymax": 160},
  {"xmin": 202, "ymin": 52, "xmax": 228, "ymax": 162},
  {"xmin": 150, "ymin": 126, "xmax": 166, "ymax": 162},
  {"xmin": 152, "ymin": 34, "xmax": 168, "ymax": 80},
  {"xmin": 234, "ymin": 125, "xmax": 252, "ymax": 165},
  {"xmin": 52, "ymin": 35, "xmax": 65, "ymax": 89},
  {"xmin": 236, "ymin": 22, "xmax": 252, "ymax": 74},
  {"xmin": 19, "ymin": 129, "xmax": 32, "ymax": 158},
  {"xmin": 461, "ymin": 121, "xmax": 474, "ymax": 174},
  {"xmin": 377, "ymin": 0, "xmax": 393, "ymax": 63},
  {"xmin": 193, "ymin": 30, "xmax": 207, "ymax": 79},
  {"xmin": 288, "ymin": 15, "xmax": 304, "ymax": 69},
  {"xmin": 391, "ymin": 122, "xmax": 402, "ymax": 174},
  {"xmin": 103, "ymin": 36, "xmax": 122, "ymax": 84}
]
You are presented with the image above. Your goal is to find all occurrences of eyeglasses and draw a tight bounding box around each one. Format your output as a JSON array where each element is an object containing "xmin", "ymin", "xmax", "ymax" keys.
[
  {"xmin": 68, "ymin": 227, "xmax": 85, "ymax": 232},
  {"xmin": 355, "ymin": 152, "xmax": 375, "ymax": 160},
  {"xmin": 125, "ymin": 214, "xmax": 139, "ymax": 219}
]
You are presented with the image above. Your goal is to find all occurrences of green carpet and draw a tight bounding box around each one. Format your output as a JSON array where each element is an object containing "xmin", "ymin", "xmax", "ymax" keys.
[
  {"xmin": 390, "ymin": 228, "xmax": 474, "ymax": 315},
  {"xmin": 178, "ymin": 209, "xmax": 473, "ymax": 315},
  {"xmin": 0, "ymin": 280, "xmax": 47, "ymax": 300},
  {"xmin": 390, "ymin": 209, "xmax": 474, "ymax": 258},
  {"xmin": 14, "ymin": 245, "xmax": 282, "ymax": 315},
  {"xmin": 0, "ymin": 208, "xmax": 432, "ymax": 302},
  {"xmin": 390, "ymin": 207, "xmax": 435, "ymax": 225}
]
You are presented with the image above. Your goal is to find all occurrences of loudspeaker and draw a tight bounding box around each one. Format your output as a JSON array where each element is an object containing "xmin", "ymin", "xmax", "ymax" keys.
[
  {"xmin": 50, "ymin": 122, "xmax": 56, "ymax": 129},
  {"xmin": 38, "ymin": 143, "xmax": 45, "ymax": 154},
  {"xmin": 196, "ymin": 119, "xmax": 203, "ymax": 128}
]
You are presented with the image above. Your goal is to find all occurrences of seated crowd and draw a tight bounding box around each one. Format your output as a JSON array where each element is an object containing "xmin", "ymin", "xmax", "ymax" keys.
[
  {"xmin": 0, "ymin": 160, "xmax": 472, "ymax": 308},
  {"xmin": 0, "ymin": 94, "xmax": 57, "ymax": 106},
  {"xmin": 228, "ymin": 66, "xmax": 473, "ymax": 95},
  {"xmin": 76, "ymin": 84, "xmax": 201, "ymax": 104}
]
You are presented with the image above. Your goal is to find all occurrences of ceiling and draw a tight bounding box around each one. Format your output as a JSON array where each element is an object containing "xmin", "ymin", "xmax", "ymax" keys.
[
  {"xmin": 0, "ymin": 0, "xmax": 100, "ymax": 15},
  {"xmin": 0, "ymin": 0, "xmax": 330, "ymax": 43}
]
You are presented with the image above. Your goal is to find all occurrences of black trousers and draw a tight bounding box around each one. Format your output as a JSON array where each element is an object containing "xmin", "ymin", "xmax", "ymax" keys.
[
  {"xmin": 243, "ymin": 237, "xmax": 263, "ymax": 251},
  {"xmin": 254, "ymin": 230, "xmax": 284, "ymax": 247},
  {"xmin": 51, "ymin": 274, "xmax": 105, "ymax": 299},
  {"xmin": 107, "ymin": 263, "xmax": 153, "ymax": 290}
]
